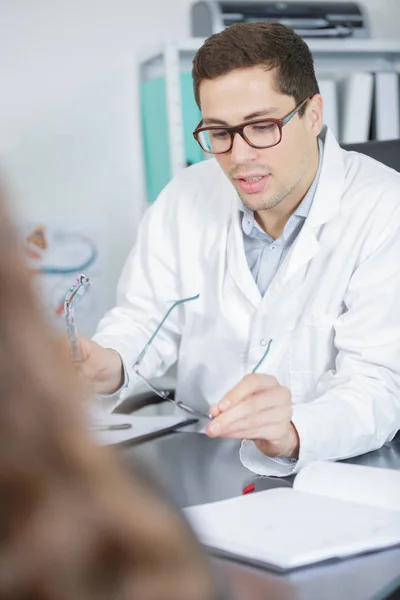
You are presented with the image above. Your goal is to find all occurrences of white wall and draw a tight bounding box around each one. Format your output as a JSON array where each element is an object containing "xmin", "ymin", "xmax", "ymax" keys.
[
  {"xmin": 0, "ymin": 0, "xmax": 193, "ymax": 324},
  {"xmin": 0, "ymin": 0, "xmax": 399, "ymax": 325}
]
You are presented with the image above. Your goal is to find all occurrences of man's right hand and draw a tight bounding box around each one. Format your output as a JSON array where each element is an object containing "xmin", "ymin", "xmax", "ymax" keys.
[{"xmin": 79, "ymin": 338, "xmax": 125, "ymax": 395}]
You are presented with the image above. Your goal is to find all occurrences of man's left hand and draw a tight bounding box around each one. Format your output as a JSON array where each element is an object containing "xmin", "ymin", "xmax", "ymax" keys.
[{"xmin": 206, "ymin": 374, "xmax": 299, "ymax": 458}]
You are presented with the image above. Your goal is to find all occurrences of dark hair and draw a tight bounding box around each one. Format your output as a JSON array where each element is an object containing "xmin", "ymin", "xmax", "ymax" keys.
[
  {"xmin": 0, "ymin": 187, "xmax": 217, "ymax": 600},
  {"xmin": 192, "ymin": 22, "xmax": 319, "ymax": 116}
]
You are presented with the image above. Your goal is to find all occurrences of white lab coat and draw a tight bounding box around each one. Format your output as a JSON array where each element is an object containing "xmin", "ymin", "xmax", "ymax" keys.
[{"xmin": 94, "ymin": 127, "xmax": 400, "ymax": 476}]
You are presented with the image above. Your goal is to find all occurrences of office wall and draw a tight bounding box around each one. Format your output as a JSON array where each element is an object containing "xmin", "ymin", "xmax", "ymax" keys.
[
  {"xmin": 0, "ymin": 0, "xmax": 399, "ymax": 330},
  {"xmin": 0, "ymin": 0, "xmax": 192, "ymax": 332}
]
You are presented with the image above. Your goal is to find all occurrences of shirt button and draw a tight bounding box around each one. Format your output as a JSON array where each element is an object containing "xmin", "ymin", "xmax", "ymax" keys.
[
  {"xmin": 270, "ymin": 246, "xmax": 275, "ymax": 251},
  {"xmin": 260, "ymin": 339, "xmax": 268, "ymax": 346}
]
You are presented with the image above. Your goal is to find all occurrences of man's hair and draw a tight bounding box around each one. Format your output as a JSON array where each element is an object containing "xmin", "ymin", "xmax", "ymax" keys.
[{"xmin": 192, "ymin": 22, "xmax": 319, "ymax": 116}]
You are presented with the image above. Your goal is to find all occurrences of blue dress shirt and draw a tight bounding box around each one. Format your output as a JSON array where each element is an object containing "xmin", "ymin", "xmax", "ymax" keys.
[{"xmin": 240, "ymin": 138, "xmax": 324, "ymax": 295}]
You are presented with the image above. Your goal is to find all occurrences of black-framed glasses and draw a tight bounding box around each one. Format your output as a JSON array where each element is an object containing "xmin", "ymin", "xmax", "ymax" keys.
[
  {"xmin": 193, "ymin": 97, "xmax": 310, "ymax": 155},
  {"xmin": 132, "ymin": 294, "xmax": 272, "ymax": 421},
  {"xmin": 133, "ymin": 294, "xmax": 211, "ymax": 420}
]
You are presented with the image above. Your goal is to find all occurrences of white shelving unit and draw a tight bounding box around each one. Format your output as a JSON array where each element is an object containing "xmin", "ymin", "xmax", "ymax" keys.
[{"xmin": 139, "ymin": 38, "xmax": 400, "ymax": 179}]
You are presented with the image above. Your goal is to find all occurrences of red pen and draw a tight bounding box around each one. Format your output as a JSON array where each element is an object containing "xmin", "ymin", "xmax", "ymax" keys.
[
  {"xmin": 242, "ymin": 482, "xmax": 256, "ymax": 495},
  {"xmin": 242, "ymin": 476, "xmax": 292, "ymax": 495}
]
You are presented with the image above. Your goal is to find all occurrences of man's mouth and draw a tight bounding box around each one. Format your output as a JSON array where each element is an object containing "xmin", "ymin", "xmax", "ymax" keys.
[
  {"xmin": 239, "ymin": 176, "xmax": 263, "ymax": 182},
  {"xmin": 234, "ymin": 174, "xmax": 270, "ymax": 194}
]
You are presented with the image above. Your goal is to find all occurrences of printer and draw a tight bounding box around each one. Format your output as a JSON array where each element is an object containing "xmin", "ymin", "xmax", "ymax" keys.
[{"xmin": 191, "ymin": 1, "xmax": 370, "ymax": 39}]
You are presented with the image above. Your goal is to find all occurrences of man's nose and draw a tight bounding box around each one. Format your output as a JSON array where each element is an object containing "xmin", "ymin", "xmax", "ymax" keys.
[{"xmin": 229, "ymin": 132, "xmax": 259, "ymax": 165}]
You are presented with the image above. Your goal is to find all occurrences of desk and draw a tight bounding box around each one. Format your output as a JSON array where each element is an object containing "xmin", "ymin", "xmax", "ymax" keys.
[{"xmin": 119, "ymin": 430, "xmax": 400, "ymax": 600}]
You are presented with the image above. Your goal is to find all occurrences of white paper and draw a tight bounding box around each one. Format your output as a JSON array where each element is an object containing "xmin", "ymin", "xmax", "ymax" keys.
[
  {"xmin": 185, "ymin": 488, "xmax": 400, "ymax": 570},
  {"xmin": 88, "ymin": 412, "xmax": 191, "ymax": 445},
  {"xmin": 293, "ymin": 461, "xmax": 400, "ymax": 512}
]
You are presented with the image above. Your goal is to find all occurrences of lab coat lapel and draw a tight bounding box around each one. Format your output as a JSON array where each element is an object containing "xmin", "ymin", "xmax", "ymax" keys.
[
  {"xmin": 267, "ymin": 129, "xmax": 346, "ymax": 296},
  {"xmin": 223, "ymin": 128, "xmax": 346, "ymax": 307},
  {"xmin": 225, "ymin": 188, "xmax": 262, "ymax": 308}
]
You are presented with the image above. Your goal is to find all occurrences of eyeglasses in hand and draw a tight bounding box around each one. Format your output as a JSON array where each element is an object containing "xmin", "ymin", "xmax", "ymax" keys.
[
  {"xmin": 133, "ymin": 294, "xmax": 272, "ymax": 421},
  {"xmin": 64, "ymin": 273, "xmax": 91, "ymax": 363}
]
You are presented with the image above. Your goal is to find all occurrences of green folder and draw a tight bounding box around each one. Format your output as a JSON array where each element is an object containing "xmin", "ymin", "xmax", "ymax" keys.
[{"xmin": 140, "ymin": 72, "xmax": 203, "ymax": 203}]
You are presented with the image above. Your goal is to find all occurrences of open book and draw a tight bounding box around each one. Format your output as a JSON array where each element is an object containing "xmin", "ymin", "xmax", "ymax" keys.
[{"xmin": 184, "ymin": 461, "xmax": 400, "ymax": 572}]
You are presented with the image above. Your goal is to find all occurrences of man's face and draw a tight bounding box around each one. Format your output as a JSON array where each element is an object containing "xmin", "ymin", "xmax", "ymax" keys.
[{"xmin": 199, "ymin": 66, "xmax": 322, "ymax": 212}]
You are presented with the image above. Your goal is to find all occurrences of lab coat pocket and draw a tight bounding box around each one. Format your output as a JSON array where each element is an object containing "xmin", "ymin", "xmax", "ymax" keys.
[{"xmin": 289, "ymin": 312, "xmax": 338, "ymax": 404}]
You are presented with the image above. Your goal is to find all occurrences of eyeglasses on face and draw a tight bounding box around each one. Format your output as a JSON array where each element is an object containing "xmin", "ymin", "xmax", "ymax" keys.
[
  {"xmin": 193, "ymin": 97, "xmax": 311, "ymax": 155},
  {"xmin": 132, "ymin": 294, "xmax": 273, "ymax": 421}
]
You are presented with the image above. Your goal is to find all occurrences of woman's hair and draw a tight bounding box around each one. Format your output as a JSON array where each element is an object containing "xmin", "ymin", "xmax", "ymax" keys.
[
  {"xmin": 192, "ymin": 22, "xmax": 319, "ymax": 115},
  {"xmin": 0, "ymin": 188, "xmax": 216, "ymax": 600}
]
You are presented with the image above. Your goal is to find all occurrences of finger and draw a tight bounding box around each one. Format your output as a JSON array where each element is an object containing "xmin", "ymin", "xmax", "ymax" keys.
[
  {"xmin": 78, "ymin": 337, "xmax": 91, "ymax": 362},
  {"xmin": 206, "ymin": 390, "xmax": 291, "ymax": 437},
  {"xmin": 57, "ymin": 332, "xmax": 72, "ymax": 363},
  {"xmin": 208, "ymin": 403, "xmax": 222, "ymax": 418},
  {"xmin": 206, "ymin": 406, "xmax": 291, "ymax": 439},
  {"xmin": 217, "ymin": 373, "xmax": 279, "ymax": 413},
  {"xmin": 218, "ymin": 405, "xmax": 293, "ymax": 439},
  {"xmin": 218, "ymin": 390, "xmax": 287, "ymax": 429},
  {"xmin": 208, "ymin": 417, "xmax": 292, "ymax": 442}
]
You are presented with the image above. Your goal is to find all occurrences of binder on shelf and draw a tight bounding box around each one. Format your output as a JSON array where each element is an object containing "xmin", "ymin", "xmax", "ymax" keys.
[
  {"xmin": 317, "ymin": 78, "xmax": 339, "ymax": 139},
  {"xmin": 340, "ymin": 72, "xmax": 374, "ymax": 144},
  {"xmin": 140, "ymin": 72, "xmax": 202, "ymax": 203},
  {"xmin": 374, "ymin": 71, "xmax": 400, "ymax": 141}
]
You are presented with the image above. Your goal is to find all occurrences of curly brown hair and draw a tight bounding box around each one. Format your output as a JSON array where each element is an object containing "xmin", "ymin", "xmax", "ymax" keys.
[{"xmin": 0, "ymin": 188, "xmax": 217, "ymax": 600}]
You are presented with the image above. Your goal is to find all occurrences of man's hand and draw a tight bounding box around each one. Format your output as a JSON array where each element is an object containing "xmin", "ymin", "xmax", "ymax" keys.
[
  {"xmin": 205, "ymin": 374, "xmax": 299, "ymax": 458},
  {"xmin": 78, "ymin": 337, "xmax": 124, "ymax": 395}
]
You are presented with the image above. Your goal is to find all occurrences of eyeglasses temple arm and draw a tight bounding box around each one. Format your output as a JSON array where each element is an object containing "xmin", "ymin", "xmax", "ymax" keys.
[
  {"xmin": 251, "ymin": 339, "xmax": 272, "ymax": 373},
  {"xmin": 133, "ymin": 293, "xmax": 200, "ymax": 367}
]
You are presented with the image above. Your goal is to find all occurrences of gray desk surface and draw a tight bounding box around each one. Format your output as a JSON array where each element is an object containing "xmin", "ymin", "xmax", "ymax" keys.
[{"xmin": 118, "ymin": 428, "xmax": 400, "ymax": 600}]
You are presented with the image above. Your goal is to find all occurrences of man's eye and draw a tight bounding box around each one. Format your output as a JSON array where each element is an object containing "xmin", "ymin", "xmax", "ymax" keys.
[
  {"xmin": 250, "ymin": 123, "xmax": 275, "ymax": 132},
  {"xmin": 211, "ymin": 130, "xmax": 229, "ymax": 139}
]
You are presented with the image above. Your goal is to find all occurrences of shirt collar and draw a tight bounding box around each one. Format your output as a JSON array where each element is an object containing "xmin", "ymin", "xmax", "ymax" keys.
[
  {"xmin": 239, "ymin": 136, "xmax": 324, "ymax": 235},
  {"xmin": 294, "ymin": 137, "xmax": 324, "ymax": 218}
]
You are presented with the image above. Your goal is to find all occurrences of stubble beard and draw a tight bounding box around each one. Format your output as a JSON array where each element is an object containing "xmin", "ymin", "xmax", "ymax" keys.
[
  {"xmin": 239, "ymin": 181, "xmax": 295, "ymax": 212},
  {"xmin": 239, "ymin": 157, "xmax": 309, "ymax": 213}
]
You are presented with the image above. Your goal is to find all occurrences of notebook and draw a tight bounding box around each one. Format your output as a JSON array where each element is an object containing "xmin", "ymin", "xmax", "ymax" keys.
[{"xmin": 184, "ymin": 461, "xmax": 400, "ymax": 572}]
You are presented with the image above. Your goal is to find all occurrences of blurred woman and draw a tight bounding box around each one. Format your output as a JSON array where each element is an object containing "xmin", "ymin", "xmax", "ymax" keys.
[{"xmin": 0, "ymin": 187, "xmax": 219, "ymax": 600}]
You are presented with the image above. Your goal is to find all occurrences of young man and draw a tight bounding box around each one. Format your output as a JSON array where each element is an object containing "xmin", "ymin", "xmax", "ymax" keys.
[{"xmin": 83, "ymin": 22, "xmax": 400, "ymax": 476}]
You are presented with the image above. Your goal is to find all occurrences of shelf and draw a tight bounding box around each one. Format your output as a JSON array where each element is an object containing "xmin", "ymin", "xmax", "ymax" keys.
[
  {"xmin": 139, "ymin": 38, "xmax": 400, "ymax": 190},
  {"xmin": 140, "ymin": 37, "xmax": 400, "ymax": 65}
]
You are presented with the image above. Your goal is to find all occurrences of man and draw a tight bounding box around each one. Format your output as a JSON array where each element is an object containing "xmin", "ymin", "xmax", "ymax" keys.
[{"xmin": 82, "ymin": 22, "xmax": 400, "ymax": 476}]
